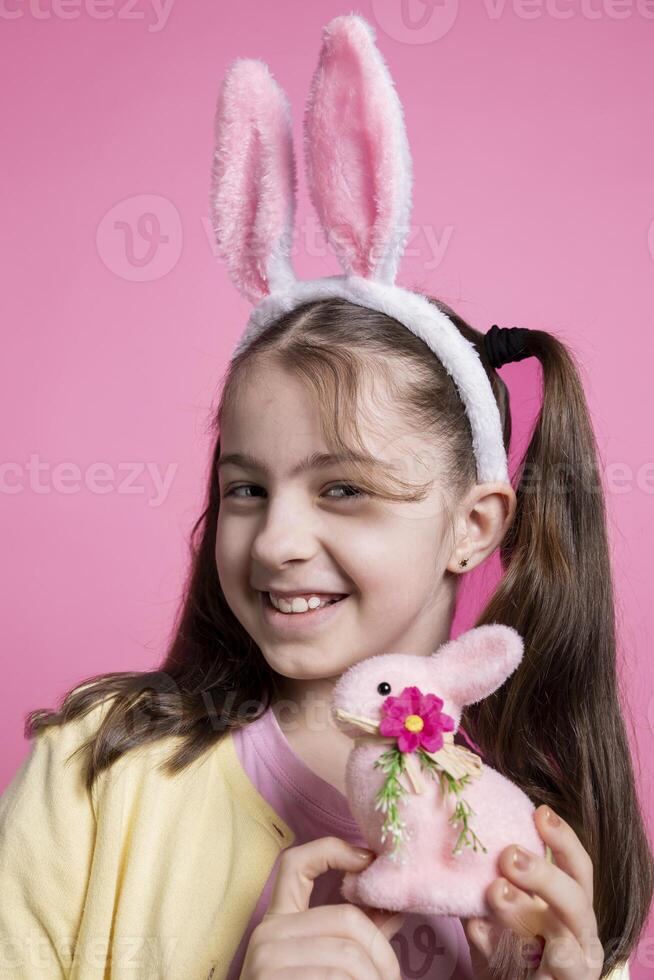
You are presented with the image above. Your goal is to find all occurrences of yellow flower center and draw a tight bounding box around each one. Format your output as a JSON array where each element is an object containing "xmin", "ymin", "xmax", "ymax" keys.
[{"xmin": 404, "ymin": 714, "xmax": 424, "ymax": 733}]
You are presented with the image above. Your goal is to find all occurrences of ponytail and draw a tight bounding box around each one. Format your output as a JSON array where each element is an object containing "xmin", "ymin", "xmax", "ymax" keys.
[{"xmin": 463, "ymin": 329, "xmax": 653, "ymax": 976}]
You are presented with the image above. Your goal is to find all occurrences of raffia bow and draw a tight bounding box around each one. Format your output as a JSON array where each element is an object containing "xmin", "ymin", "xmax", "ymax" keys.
[{"xmin": 354, "ymin": 729, "xmax": 483, "ymax": 794}]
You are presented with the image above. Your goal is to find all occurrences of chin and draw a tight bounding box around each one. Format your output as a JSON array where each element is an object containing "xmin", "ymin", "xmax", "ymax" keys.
[{"xmin": 259, "ymin": 650, "xmax": 343, "ymax": 681}]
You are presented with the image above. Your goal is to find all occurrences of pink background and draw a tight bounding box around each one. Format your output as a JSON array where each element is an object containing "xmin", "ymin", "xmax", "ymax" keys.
[{"xmin": 2, "ymin": 0, "xmax": 653, "ymax": 970}]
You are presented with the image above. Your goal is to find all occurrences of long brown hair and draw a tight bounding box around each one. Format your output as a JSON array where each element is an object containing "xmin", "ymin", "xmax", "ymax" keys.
[{"xmin": 27, "ymin": 295, "xmax": 652, "ymax": 976}]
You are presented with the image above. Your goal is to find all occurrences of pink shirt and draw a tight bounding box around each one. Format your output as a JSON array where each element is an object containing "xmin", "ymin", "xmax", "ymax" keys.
[{"xmin": 227, "ymin": 705, "xmax": 474, "ymax": 980}]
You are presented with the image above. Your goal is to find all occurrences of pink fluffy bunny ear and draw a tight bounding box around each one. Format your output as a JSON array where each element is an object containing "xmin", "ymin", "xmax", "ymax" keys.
[
  {"xmin": 210, "ymin": 58, "xmax": 297, "ymax": 305},
  {"xmin": 304, "ymin": 14, "xmax": 413, "ymax": 284},
  {"xmin": 433, "ymin": 624, "xmax": 525, "ymax": 708}
]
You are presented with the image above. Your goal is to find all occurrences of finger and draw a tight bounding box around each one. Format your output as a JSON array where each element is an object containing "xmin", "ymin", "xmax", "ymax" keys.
[
  {"xmin": 461, "ymin": 916, "xmax": 500, "ymax": 959},
  {"xmin": 463, "ymin": 912, "xmax": 548, "ymax": 978},
  {"xmin": 498, "ymin": 840, "xmax": 597, "ymax": 949},
  {"xmin": 465, "ymin": 918, "xmax": 546, "ymax": 980},
  {"xmin": 532, "ymin": 931, "xmax": 588, "ymax": 979},
  {"xmin": 486, "ymin": 877, "xmax": 550, "ymax": 940},
  {"xmin": 260, "ymin": 903, "xmax": 402, "ymax": 980},
  {"xmin": 460, "ymin": 917, "xmax": 497, "ymax": 979},
  {"xmin": 533, "ymin": 805, "xmax": 594, "ymax": 906},
  {"xmin": 359, "ymin": 904, "xmax": 405, "ymax": 940},
  {"xmin": 533, "ymin": 922, "xmax": 605, "ymax": 979},
  {"xmin": 488, "ymin": 875, "xmax": 603, "ymax": 979},
  {"xmin": 266, "ymin": 837, "xmax": 375, "ymax": 915},
  {"xmin": 262, "ymin": 935, "xmax": 384, "ymax": 980}
]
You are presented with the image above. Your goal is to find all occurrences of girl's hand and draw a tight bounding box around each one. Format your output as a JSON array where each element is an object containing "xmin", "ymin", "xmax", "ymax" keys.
[
  {"xmin": 239, "ymin": 835, "xmax": 405, "ymax": 979},
  {"xmin": 461, "ymin": 805, "xmax": 605, "ymax": 978}
]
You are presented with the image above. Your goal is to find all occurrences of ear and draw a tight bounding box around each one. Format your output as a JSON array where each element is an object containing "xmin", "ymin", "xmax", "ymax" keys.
[
  {"xmin": 431, "ymin": 624, "xmax": 525, "ymax": 707},
  {"xmin": 303, "ymin": 14, "xmax": 413, "ymax": 284},
  {"xmin": 210, "ymin": 58, "xmax": 298, "ymax": 305}
]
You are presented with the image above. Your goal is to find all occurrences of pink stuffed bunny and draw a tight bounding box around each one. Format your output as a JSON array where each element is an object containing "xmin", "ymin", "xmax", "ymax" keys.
[{"xmin": 332, "ymin": 624, "xmax": 550, "ymax": 919}]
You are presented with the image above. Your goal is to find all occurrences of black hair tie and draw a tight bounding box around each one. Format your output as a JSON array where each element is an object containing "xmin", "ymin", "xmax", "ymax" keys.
[{"xmin": 484, "ymin": 324, "xmax": 533, "ymax": 369}]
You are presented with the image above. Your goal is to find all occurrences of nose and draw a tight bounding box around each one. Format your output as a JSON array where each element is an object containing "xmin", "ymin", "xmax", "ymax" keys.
[{"xmin": 250, "ymin": 494, "xmax": 319, "ymax": 568}]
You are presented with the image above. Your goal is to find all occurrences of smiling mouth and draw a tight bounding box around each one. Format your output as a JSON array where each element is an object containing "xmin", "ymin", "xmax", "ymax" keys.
[
  {"xmin": 261, "ymin": 591, "xmax": 348, "ymax": 614},
  {"xmin": 258, "ymin": 589, "xmax": 351, "ymax": 631}
]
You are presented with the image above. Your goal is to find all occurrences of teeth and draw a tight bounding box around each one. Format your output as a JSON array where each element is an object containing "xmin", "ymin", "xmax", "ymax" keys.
[{"xmin": 269, "ymin": 593, "xmax": 340, "ymax": 614}]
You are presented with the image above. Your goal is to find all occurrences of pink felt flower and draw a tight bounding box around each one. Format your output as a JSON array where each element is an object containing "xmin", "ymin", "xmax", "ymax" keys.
[{"xmin": 379, "ymin": 685, "xmax": 455, "ymax": 753}]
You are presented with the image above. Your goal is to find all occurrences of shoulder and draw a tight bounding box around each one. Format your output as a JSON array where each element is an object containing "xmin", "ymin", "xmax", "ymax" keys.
[
  {"xmin": 2, "ymin": 696, "xmax": 195, "ymax": 822},
  {"xmin": 1, "ymin": 698, "xmax": 115, "ymax": 816}
]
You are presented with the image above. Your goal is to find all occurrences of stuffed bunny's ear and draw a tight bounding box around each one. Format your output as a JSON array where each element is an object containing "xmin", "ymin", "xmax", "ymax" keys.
[
  {"xmin": 432, "ymin": 625, "xmax": 525, "ymax": 709},
  {"xmin": 304, "ymin": 14, "xmax": 413, "ymax": 284},
  {"xmin": 210, "ymin": 58, "xmax": 297, "ymax": 305}
]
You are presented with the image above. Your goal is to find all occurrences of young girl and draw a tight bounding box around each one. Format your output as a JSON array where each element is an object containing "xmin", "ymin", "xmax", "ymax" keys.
[
  {"xmin": 1, "ymin": 13, "xmax": 651, "ymax": 980},
  {"xmin": 0, "ymin": 292, "xmax": 649, "ymax": 979}
]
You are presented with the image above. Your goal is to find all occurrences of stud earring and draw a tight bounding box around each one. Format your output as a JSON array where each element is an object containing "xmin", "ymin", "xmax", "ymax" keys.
[{"xmin": 459, "ymin": 557, "xmax": 469, "ymax": 568}]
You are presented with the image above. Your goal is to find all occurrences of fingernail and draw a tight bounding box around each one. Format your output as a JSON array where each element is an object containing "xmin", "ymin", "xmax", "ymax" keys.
[
  {"xmin": 512, "ymin": 846, "xmax": 532, "ymax": 871},
  {"xmin": 545, "ymin": 807, "xmax": 561, "ymax": 827},
  {"xmin": 354, "ymin": 848, "xmax": 375, "ymax": 862},
  {"xmin": 502, "ymin": 882, "xmax": 519, "ymax": 901}
]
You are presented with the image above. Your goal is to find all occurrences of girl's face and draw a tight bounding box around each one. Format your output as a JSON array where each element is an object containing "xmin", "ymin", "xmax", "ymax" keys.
[{"xmin": 215, "ymin": 359, "xmax": 459, "ymax": 684}]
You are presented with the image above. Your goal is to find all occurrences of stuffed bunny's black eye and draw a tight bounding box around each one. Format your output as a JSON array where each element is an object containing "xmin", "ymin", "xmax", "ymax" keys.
[{"xmin": 377, "ymin": 682, "xmax": 391, "ymax": 695}]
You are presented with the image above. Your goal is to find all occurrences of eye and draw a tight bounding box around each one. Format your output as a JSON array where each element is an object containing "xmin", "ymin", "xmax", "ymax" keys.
[
  {"xmin": 223, "ymin": 484, "xmax": 263, "ymax": 499},
  {"xmin": 325, "ymin": 483, "xmax": 368, "ymax": 501},
  {"xmin": 377, "ymin": 682, "xmax": 391, "ymax": 695},
  {"xmin": 222, "ymin": 483, "xmax": 368, "ymax": 501}
]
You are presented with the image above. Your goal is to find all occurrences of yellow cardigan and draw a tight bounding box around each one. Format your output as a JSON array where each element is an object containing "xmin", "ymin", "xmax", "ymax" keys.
[{"xmin": 0, "ymin": 702, "xmax": 631, "ymax": 979}]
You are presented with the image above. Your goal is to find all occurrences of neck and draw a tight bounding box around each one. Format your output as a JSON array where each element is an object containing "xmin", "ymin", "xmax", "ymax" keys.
[
  {"xmin": 270, "ymin": 674, "xmax": 354, "ymax": 794},
  {"xmin": 271, "ymin": 672, "xmax": 348, "ymax": 740}
]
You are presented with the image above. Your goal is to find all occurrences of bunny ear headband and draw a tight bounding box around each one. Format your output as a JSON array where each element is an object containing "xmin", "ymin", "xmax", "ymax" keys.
[{"xmin": 210, "ymin": 13, "xmax": 528, "ymax": 485}]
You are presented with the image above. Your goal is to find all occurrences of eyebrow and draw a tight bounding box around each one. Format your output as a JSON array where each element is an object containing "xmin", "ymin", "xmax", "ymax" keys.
[{"xmin": 216, "ymin": 450, "xmax": 388, "ymax": 478}]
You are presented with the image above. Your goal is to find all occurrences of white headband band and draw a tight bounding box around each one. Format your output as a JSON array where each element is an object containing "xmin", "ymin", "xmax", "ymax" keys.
[{"xmin": 210, "ymin": 13, "xmax": 509, "ymax": 485}]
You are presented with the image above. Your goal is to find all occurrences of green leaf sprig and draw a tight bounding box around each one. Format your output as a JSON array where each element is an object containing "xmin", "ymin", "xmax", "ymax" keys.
[
  {"xmin": 372, "ymin": 744, "xmax": 487, "ymax": 859},
  {"xmin": 417, "ymin": 749, "xmax": 487, "ymax": 855},
  {"xmin": 373, "ymin": 747, "xmax": 409, "ymax": 860}
]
